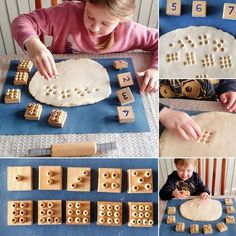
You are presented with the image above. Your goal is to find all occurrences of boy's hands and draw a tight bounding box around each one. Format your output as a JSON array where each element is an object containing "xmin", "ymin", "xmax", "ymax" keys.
[
  {"xmin": 25, "ymin": 37, "xmax": 58, "ymax": 80},
  {"xmin": 137, "ymin": 68, "xmax": 158, "ymax": 92},
  {"xmin": 172, "ymin": 189, "xmax": 188, "ymax": 199},
  {"xmin": 200, "ymin": 192, "xmax": 210, "ymax": 200},
  {"xmin": 160, "ymin": 107, "xmax": 202, "ymax": 140},
  {"xmin": 220, "ymin": 91, "xmax": 236, "ymax": 112}
]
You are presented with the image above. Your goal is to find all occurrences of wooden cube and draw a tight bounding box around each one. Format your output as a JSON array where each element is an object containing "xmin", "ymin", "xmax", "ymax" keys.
[
  {"xmin": 216, "ymin": 222, "xmax": 228, "ymax": 232},
  {"xmin": 226, "ymin": 215, "xmax": 235, "ymax": 224},
  {"xmin": 67, "ymin": 167, "xmax": 91, "ymax": 192},
  {"xmin": 190, "ymin": 224, "xmax": 199, "ymax": 234},
  {"xmin": 226, "ymin": 206, "xmax": 235, "ymax": 214},
  {"xmin": 38, "ymin": 166, "xmax": 62, "ymax": 190},
  {"xmin": 117, "ymin": 106, "xmax": 135, "ymax": 123},
  {"xmin": 128, "ymin": 202, "xmax": 153, "ymax": 227},
  {"xmin": 176, "ymin": 222, "xmax": 185, "ymax": 232},
  {"xmin": 17, "ymin": 59, "xmax": 33, "ymax": 72},
  {"xmin": 116, "ymin": 87, "xmax": 135, "ymax": 105},
  {"xmin": 13, "ymin": 71, "xmax": 29, "ymax": 85},
  {"xmin": 112, "ymin": 60, "xmax": 128, "ymax": 70},
  {"xmin": 127, "ymin": 169, "xmax": 153, "ymax": 194},
  {"xmin": 97, "ymin": 201, "xmax": 122, "ymax": 226},
  {"xmin": 203, "ymin": 224, "xmax": 213, "ymax": 234},
  {"xmin": 38, "ymin": 200, "xmax": 62, "ymax": 225},
  {"xmin": 167, "ymin": 207, "xmax": 176, "ymax": 214},
  {"xmin": 24, "ymin": 103, "xmax": 42, "ymax": 120},
  {"xmin": 4, "ymin": 89, "xmax": 21, "ymax": 103},
  {"xmin": 225, "ymin": 198, "xmax": 233, "ymax": 206},
  {"xmin": 166, "ymin": 0, "xmax": 181, "ymax": 16},
  {"xmin": 192, "ymin": 1, "xmax": 207, "ymax": 17},
  {"xmin": 8, "ymin": 200, "xmax": 33, "ymax": 225},
  {"xmin": 66, "ymin": 201, "xmax": 90, "ymax": 225},
  {"xmin": 48, "ymin": 109, "xmax": 67, "ymax": 128},
  {"xmin": 223, "ymin": 3, "xmax": 236, "ymax": 20},
  {"xmin": 98, "ymin": 168, "xmax": 122, "ymax": 193},
  {"xmin": 167, "ymin": 215, "xmax": 176, "ymax": 224},
  {"xmin": 117, "ymin": 72, "xmax": 134, "ymax": 88},
  {"xmin": 7, "ymin": 166, "xmax": 32, "ymax": 191}
]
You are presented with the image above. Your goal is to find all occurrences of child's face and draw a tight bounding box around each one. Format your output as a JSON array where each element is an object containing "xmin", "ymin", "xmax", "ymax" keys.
[
  {"xmin": 176, "ymin": 163, "xmax": 194, "ymax": 181},
  {"xmin": 84, "ymin": 2, "xmax": 121, "ymax": 38}
]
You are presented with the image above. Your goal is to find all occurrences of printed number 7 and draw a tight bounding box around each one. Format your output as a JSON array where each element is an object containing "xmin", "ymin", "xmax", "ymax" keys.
[
  {"xmin": 229, "ymin": 6, "xmax": 234, "ymax": 15},
  {"xmin": 122, "ymin": 110, "xmax": 129, "ymax": 117},
  {"xmin": 172, "ymin": 2, "xmax": 177, "ymax": 10}
]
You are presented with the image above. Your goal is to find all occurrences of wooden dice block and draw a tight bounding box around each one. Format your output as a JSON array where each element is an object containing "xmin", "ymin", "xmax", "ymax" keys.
[
  {"xmin": 38, "ymin": 200, "xmax": 62, "ymax": 225},
  {"xmin": 48, "ymin": 109, "xmax": 67, "ymax": 128},
  {"xmin": 13, "ymin": 71, "xmax": 29, "ymax": 85},
  {"xmin": 67, "ymin": 167, "xmax": 91, "ymax": 192},
  {"xmin": 112, "ymin": 60, "xmax": 128, "ymax": 70},
  {"xmin": 117, "ymin": 106, "xmax": 135, "ymax": 123},
  {"xmin": 97, "ymin": 201, "xmax": 122, "ymax": 226},
  {"xmin": 128, "ymin": 202, "xmax": 153, "ymax": 227},
  {"xmin": 24, "ymin": 103, "xmax": 43, "ymax": 120},
  {"xmin": 225, "ymin": 198, "xmax": 233, "ymax": 206},
  {"xmin": 192, "ymin": 1, "xmax": 207, "ymax": 17},
  {"xmin": 176, "ymin": 222, "xmax": 185, "ymax": 232},
  {"xmin": 17, "ymin": 59, "xmax": 33, "ymax": 72},
  {"xmin": 223, "ymin": 3, "xmax": 236, "ymax": 20},
  {"xmin": 4, "ymin": 89, "xmax": 21, "ymax": 103},
  {"xmin": 167, "ymin": 215, "xmax": 176, "ymax": 224},
  {"xmin": 98, "ymin": 168, "xmax": 122, "ymax": 193},
  {"xmin": 39, "ymin": 166, "xmax": 62, "ymax": 190},
  {"xmin": 66, "ymin": 201, "xmax": 91, "ymax": 225},
  {"xmin": 117, "ymin": 72, "xmax": 134, "ymax": 88},
  {"xmin": 226, "ymin": 206, "xmax": 235, "ymax": 214},
  {"xmin": 226, "ymin": 215, "xmax": 235, "ymax": 224},
  {"xmin": 127, "ymin": 169, "xmax": 153, "ymax": 194},
  {"xmin": 7, "ymin": 166, "xmax": 32, "ymax": 191},
  {"xmin": 167, "ymin": 207, "xmax": 176, "ymax": 214},
  {"xmin": 216, "ymin": 222, "xmax": 228, "ymax": 232},
  {"xmin": 8, "ymin": 200, "xmax": 33, "ymax": 225},
  {"xmin": 190, "ymin": 224, "xmax": 199, "ymax": 234},
  {"xmin": 166, "ymin": 0, "xmax": 181, "ymax": 16},
  {"xmin": 116, "ymin": 87, "xmax": 135, "ymax": 105},
  {"xmin": 203, "ymin": 224, "xmax": 213, "ymax": 234}
]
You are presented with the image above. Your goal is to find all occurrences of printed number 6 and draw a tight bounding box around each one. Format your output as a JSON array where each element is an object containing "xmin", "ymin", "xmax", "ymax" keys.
[
  {"xmin": 196, "ymin": 4, "xmax": 202, "ymax": 12},
  {"xmin": 171, "ymin": 2, "xmax": 177, "ymax": 10},
  {"xmin": 122, "ymin": 92, "xmax": 128, "ymax": 100},
  {"xmin": 229, "ymin": 6, "xmax": 234, "ymax": 15}
]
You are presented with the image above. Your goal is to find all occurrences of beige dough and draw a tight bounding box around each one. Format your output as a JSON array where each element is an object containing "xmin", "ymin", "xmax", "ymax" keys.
[
  {"xmin": 160, "ymin": 111, "xmax": 236, "ymax": 157},
  {"xmin": 29, "ymin": 58, "xmax": 111, "ymax": 107},
  {"xmin": 180, "ymin": 198, "xmax": 222, "ymax": 221}
]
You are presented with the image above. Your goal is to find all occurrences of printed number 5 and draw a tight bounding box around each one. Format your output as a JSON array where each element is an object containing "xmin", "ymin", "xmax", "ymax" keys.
[
  {"xmin": 122, "ymin": 92, "xmax": 128, "ymax": 100},
  {"xmin": 229, "ymin": 6, "xmax": 234, "ymax": 15},
  {"xmin": 172, "ymin": 2, "xmax": 177, "ymax": 10}
]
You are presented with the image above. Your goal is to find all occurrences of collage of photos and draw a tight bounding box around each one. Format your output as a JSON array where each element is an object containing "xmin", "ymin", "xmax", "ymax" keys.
[{"xmin": 0, "ymin": 0, "xmax": 236, "ymax": 236}]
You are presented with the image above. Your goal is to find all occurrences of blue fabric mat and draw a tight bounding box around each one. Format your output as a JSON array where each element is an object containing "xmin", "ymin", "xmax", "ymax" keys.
[
  {"xmin": 0, "ymin": 58, "xmax": 150, "ymax": 135},
  {"xmin": 0, "ymin": 158, "xmax": 158, "ymax": 236},
  {"xmin": 160, "ymin": 198, "xmax": 236, "ymax": 236},
  {"xmin": 160, "ymin": 0, "xmax": 236, "ymax": 36}
]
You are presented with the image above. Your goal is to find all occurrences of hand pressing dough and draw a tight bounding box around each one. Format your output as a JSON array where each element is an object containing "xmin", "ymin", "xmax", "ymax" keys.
[
  {"xmin": 29, "ymin": 58, "xmax": 111, "ymax": 107},
  {"xmin": 180, "ymin": 198, "xmax": 222, "ymax": 221},
  {"xmin": 159, "ymin": 26, "xmax": 236, "ymax": 78},
  {"xmin": 160, "ymin": 111, "xmax": 236, "ymax": 157}
]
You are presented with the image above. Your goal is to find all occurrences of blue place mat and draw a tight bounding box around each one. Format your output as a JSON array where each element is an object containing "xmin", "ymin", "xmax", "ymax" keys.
[
  {"xmin": 0, "ymin": 58, "xmax": 150, "ymax": 135},
  {"xmin": 160, "ymin": 0, "xmax": 236, "ymax": 36},
  {"xmin": 160, "ymin": 198, "xmax": 236, "ymax": 236},
  {"xmin": 0, "ymin": 158, "xmax": 158, "ymax": 236}
]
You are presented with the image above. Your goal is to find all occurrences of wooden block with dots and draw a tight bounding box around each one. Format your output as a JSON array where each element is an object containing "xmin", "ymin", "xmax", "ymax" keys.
[
  {"xmin": 166, "ymin": 0, "xmax": 181, "ymax": 16},
  {"xmin": 66, "ymin": 201, "xmax": 90, "ymax": 225},
  {"xmin": 8, "ymin": 200, "xmax": 33, "ymax": 225},
  {"xmin": 127, "ymin": 169, "xmax": 153, "ymax": 193},
  {"xmin": 13, "ymin": 71, "xmax": 29, "ymax": 85},
  {"xmin": 38, "ymin": 166, "xmax": 62, "ymax": 190},
  {"xmin": 48, "ymin": 109, "xmax": 67, "ymax": 128},
  {"xmin": 24, "ymin": 103, "xmax": 43, "ymax": 120},
  {"xmin": 225, "ymin": 198, "xmax": 233, "ymax": 206},
  {"xmin": 216, "ymin": 222, "xmax": 228, "ymax": 232},
  {"xmin": 116, "ymin": 87, "xmax": 135, "ymax": 105},
  {"xmin": 97, "ymin": 201, "xmax": 122, "ymax": 226},
  {"xmin": 223, "ymin": 3, "xmax": 236, "ymax": 20},
  {"xmin": 38, "ymin": 200, "xmax": 62, "ymax": 225},
  {"xmin": 17, "ymin": 59, "xmax": 33, "ymax": 72},
  {"xmin": 98, "ymin": 168, "xmax": 122, "ymax": 193},
  {"xmin": 176, "ymin": 222, "xmax": 185, "ymax": 232},
  {"xmin": 226, "ymin": 215, "xmax": 235, "ymax": 224},
  {"xmin": 190, "ymin": 224, "xmax": 199, "ymax": 234},
  {"xmin": 117, "ymin": 72, "xmax": 134, "ymax": 88},
  {"xmin": 166, "ymin": 215, "xmax": 176, "ymax": 224},
  {"xmin": 197, "ymin": 130, "xmax": 214, "ymax": 144},
  {"xmin": 4, "ymin": 89, "xmax": 21, "ymax": 104},
  {"xmin": 203, "ymin": 224, "xmax": 213, "ymax": 234},
  {"xmin": 167, "ymin": 206, "xmax": 176, "ymax": 214},
  {"xmin": 192, "ymin": 1, "xmax": 207, "ymax": 17},
  {"xmin": 7, "ymin": 166, "xmax": 32, "ymax": 191},
  {"xmin": 112, "ymin": 60, "xmax": 128, "ymax": 70},
  {"xmin": 117, "ymin": 106, "xmax": 135, "ymax": 123},
  {"xmin": 128, "ymin": 202, "xmax": 154, "ymax": 227},
  {"xmin": 226, "ymin": 206, "xmax": 235, "ymax": 214},
  {"xmin": 67, "ymin": 167, "xmax": 91, "ymax": 192}
]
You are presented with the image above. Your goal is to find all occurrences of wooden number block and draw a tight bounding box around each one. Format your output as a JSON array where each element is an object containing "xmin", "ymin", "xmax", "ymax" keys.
[
  {"xmin": 17, "ymin": 59, "xmax": 33, "ymax": 72},
  {"xmin": 98, "ymin": 168, "xmax": 122, "ymax": 193},
  {"xmin": 176, "ymin": 222, "xmax": 185, "ymax": 232},
  {"xmin": 48, "ymin": 109, "xmax": 67, "ymax": 128},
  {"xmin": 112, "ymin": 60, "xmax": 128, "ymax": 70},
  {"xmin": 66, "ymin": 201, "xmax": 91, "ymax": 225},
  {"xmin": 97, "ymin": 201, "xmax": 122, "ymax": 226},
  {"xmin": 117, "ymin": 106, "xmax": 135, "ymax": 123},
  {"xmin": 166, "ymin": 0, "xmax": 181, "ymax": 16},
  {"xmin": 39, "ymin": 166, "xmax": 62, "ymax": 190},
  {"xmin": 38, "ymin": 200, "xmax": 62, "ymax": 225},
  {"xmin": 127, "ymin": 169, "xmax": 153, "ymax": 194},
  {"xmin": 167, "ymin": 207, "xmax": 176, "ymax": 214},
  {"xmin": 203, "ymin": 224, "xmax": 213, "ymax": 234},
  {"xmin": 216, "ymin": 222, "xmax": 228, "ymax": 232},
  {"xmin": 225, "ymin": 198, "xmax": 233, "ymax": 206},
  {"xmin": 13, "ymin": 71, "xmax": 29, "ymax": 85},
  {"xmin": 226, "ymin": 206, "xmax": 235, "ymax": 214},
  {"xmin": 24, "ymin": 103, "xmax": 43, "ymax": 120},
  {"xmin": 128, "ymin": 202, "xmax": 153, "ymax": 227},
  {"xmin": 8, "ymin": 200, "xmax": 33, "ymax": 225},
  {"xmin": 116, "ymin": 87, "xmax": 135, "ymax": 105},
  {"xmin": 166, "ymin": 215, "xmax": 176, "ymax": 224},
  {"xmin": 223, "ymin": 3, "xmax": 236, "ymax": 20},
  {"xmin": 7, "ymin": 166, "xmax": 32, "ymax": 191},
  {"xmin": 4, "ymin": 89, "xmax": 21, "ymax": 104},
  {"xmin": 226, "ymin": 215, "xmax": 235, "ymax": 224},
  {"xmin": 190, "ymin": 224, "xmax": 199, "ymax": 234},
  {"xmin": 67, "ymin": 167, "xmax": 91, "ymax": 192},
  {"xmin": 117, "ymin": 72, "xmax": 134, "ymax": 88},
  {"xmin": 192, "ymin": 1, "xmax": 207, "ymax": 17}
]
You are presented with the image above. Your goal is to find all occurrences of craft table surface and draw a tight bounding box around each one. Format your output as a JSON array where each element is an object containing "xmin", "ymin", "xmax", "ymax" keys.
[{"xmin": 0, "ymin": 53, "xmax": 158, "ymax": 157}]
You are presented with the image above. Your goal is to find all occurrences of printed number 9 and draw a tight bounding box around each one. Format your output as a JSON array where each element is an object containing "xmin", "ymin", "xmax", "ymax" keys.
[
  {"xmin": 171, "ymin": 2, "xmax": 177, "ymax": 10},
  {"xmin": 196, "ymin": 4, "xmax": 202, "ymax": 12}
]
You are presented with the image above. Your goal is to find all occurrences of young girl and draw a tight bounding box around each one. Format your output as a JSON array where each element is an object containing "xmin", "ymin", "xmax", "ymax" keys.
[{"xmin": 11, "ymin": 0, "xmax": 158, "ymax": 92}]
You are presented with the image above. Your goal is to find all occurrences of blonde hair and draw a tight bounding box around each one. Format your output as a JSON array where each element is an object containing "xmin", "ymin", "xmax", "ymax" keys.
[{"xmin": 174, "ymin": 159, "xmax": 196, "ymax": 168}]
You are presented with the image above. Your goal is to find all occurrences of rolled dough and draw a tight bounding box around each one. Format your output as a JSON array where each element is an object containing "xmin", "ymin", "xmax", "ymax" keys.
[
  {"xmin": 160, "ymin": 111, "xmax": 236, "ymax": 157},
  {"xmin": 180, "ymin": 198, "xmax": 222, "ymax": 221},
  {"xmin": 29, "ymin": 58, "xmax": 111, "ymax": 107}
]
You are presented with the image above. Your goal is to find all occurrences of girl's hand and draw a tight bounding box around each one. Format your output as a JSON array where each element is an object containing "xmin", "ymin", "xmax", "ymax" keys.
[
  {"xmin": 137, "ymin": 68, "xmax": 158, "ymax": 92},
  {"xmin": 172, "ymin": 189, "xmax": 188, "ymax": 199},
  {"xmin": 200, "ymin": 192, "xmax": 210, "ymax": 200}
]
